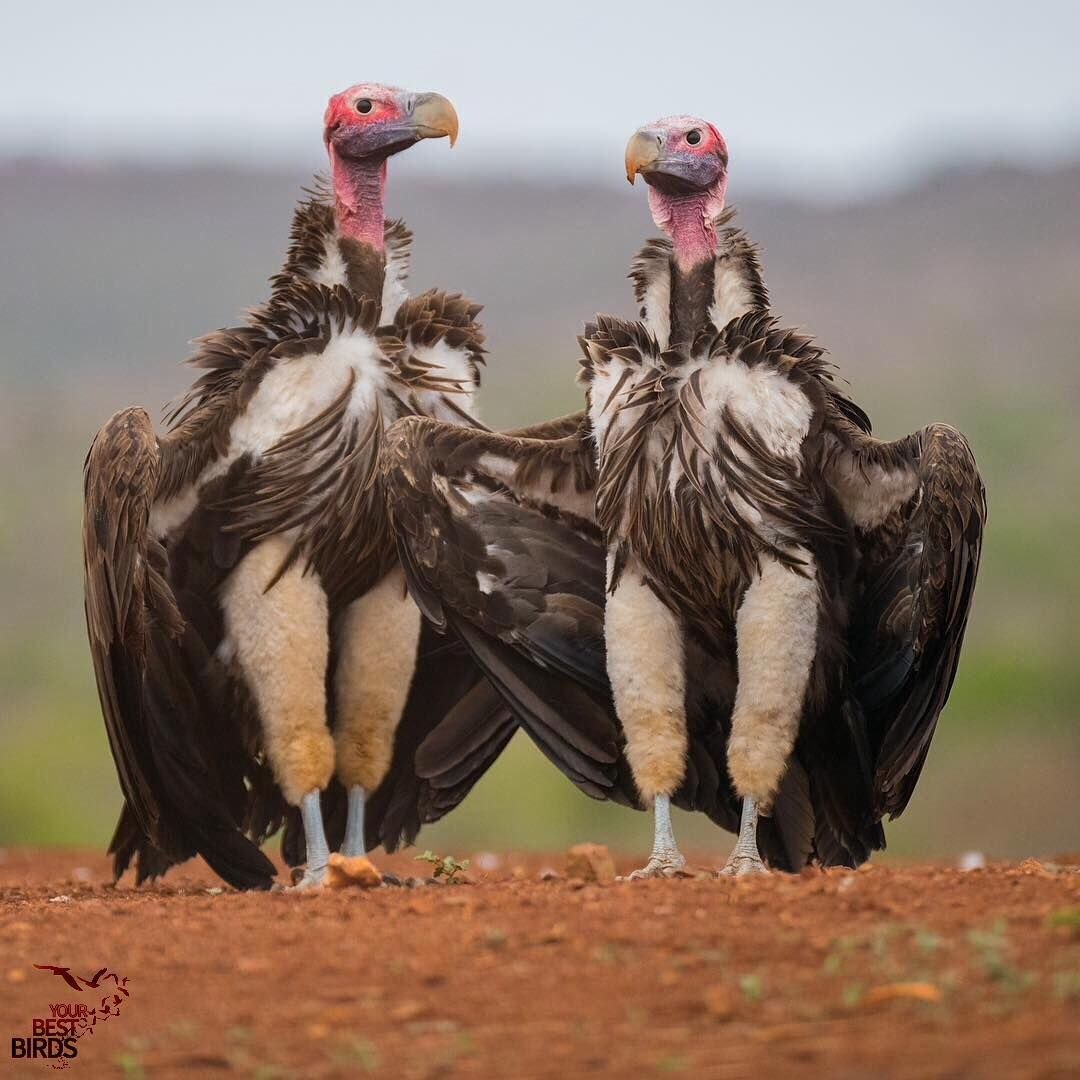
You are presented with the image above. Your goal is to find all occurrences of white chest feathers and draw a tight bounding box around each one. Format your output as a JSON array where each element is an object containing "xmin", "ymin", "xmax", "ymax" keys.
[
  {"xmin": 689, "ymin": 356, "xmax": 813, "ymax": 461},
  {"xmin": 150, "ymin": 327, "xmax": 387, "ymax": 538}
]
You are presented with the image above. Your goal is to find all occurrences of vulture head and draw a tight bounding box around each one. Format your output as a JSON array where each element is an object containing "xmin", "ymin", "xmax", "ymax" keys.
[
  {"xmin": 323, "ymin": 83, "xmax": 459, "ymax": 250},
  {"xmin": 625, "ymin": 116, "xmax": 729, "ymax": 267}
]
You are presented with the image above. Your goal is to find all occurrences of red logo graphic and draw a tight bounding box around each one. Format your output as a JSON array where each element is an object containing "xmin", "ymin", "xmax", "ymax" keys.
[{"xmin": 9, "ymin": 965, "xmax": 132, "ymax": 1070}]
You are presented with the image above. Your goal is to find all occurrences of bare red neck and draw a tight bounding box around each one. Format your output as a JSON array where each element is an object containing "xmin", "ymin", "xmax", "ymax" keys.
[
  {"xmin": 648, "ymin": 184, "xmax": 726, "ymax": 272},
  {"xmin": 330, "ymin": 151, "xmax": 387, "ymax": 251}
]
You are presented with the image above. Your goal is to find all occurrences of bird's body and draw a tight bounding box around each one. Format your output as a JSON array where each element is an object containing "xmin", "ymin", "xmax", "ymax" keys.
[
  {"xmin": 84, "ymin": 86, "xmax": 502, "ymax": 889},
  {"xmin": 378, "ymin": 118, "xmax": 986, "ymax": 873}
]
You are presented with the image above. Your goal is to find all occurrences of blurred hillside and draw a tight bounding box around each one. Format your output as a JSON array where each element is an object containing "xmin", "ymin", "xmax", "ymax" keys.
[{"xmin": 1, "ymin": 158, "xmax": 1077, "ymax": 860}]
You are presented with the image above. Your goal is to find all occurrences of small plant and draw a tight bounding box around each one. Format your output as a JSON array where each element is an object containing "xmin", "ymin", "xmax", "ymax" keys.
[
  {"xmin": 739, "ymin": 973, "xmax": 764, "ymax": 1002},
  {"xmin": 915, "ymin": 929, "xmax": 943, "ymax": 954},
  {"xmin": 114, "ymin": 1054, "xmax": 146, "ymax": 1080},
  {"xmin": 334, "ymin": 1039, "xmax": 379, "ymax": 1071},
  {"xmin": 415, "ymin": 850, "xmax": 471, "ymax": 882},
  {"xmin": 967, "ymin": 919, "xmax": 1034, "ymax": 993},
  {"xmin": 842, "ymin": 983, "xmax": 865, "ymax": 1008},
  {"xmin": 657, "ymin": 1055, "xmax": 689, "ymax": 1073}
]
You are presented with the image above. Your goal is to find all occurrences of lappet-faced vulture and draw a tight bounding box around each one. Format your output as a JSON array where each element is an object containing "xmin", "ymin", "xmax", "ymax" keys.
[
  {"xmin": 84, "ymin": 84, "xmax": 510, "ymax": 889},
  {"xmin": 375, "ymin": 117, "xmax": 986, "ymax": 876}
]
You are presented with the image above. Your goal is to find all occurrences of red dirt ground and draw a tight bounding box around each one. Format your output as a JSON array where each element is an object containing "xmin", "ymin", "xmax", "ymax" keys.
[{"xmin": 1, "ymin": 848, "xmax": 1078, "ymax": 1079}]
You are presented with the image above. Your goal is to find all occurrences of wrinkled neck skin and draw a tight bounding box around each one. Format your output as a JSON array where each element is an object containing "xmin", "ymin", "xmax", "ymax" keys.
[
  {"xmin": 330, "ymin": 149, "xmax": 388, "ymax": 252},
  {"xmin": 648, "ymin": 184, "xmax": 724, "ymax": 273}
]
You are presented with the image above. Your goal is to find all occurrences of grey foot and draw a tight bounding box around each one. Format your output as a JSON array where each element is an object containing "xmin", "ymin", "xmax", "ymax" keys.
[
  {"xmin": 625, "ymin": 850, "xmax": 688, "ymax": 880},
  {"xmin": 718, "ymin": 851, "xmax": 769, "ymax": 877}
]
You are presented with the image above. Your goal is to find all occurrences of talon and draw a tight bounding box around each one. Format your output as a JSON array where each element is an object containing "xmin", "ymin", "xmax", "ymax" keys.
[
  {"xmin": 718, "ymin": 852, "xmax": 769, "ymax": 877},
  {"xmin": 624, "ymin": 850, "xmax": 687, "ymax": 880}
]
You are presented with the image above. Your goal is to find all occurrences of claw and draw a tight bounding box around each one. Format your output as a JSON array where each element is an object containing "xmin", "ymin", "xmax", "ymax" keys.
[
  {"xmin": 620, "ymin": 794, "xmax": 689, "ymax": 881},
  {"xmin": 718, "ymin": 851, "xmax": 769, "ymax": 877},
  {"xmin": 718, "ymin": 796, "xmax": 769, "ymax": 877},
  {"xmin": 623, "ymin": 850, "xmax": 687, "ymax": 881}
]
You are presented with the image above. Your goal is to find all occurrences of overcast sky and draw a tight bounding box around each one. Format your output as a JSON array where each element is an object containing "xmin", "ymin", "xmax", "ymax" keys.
[{"xmin": 3, "ymin": 0, "xmax": 1078, "ymax": 196}]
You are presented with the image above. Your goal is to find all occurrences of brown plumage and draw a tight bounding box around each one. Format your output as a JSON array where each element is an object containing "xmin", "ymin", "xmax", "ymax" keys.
[
  {"xmin": 84, "ymin": 180, "xmax": 497, "ymax": 887},
  {"xmin": 374, "ymin": 212, "xmax": 986, "ymax": 868}
]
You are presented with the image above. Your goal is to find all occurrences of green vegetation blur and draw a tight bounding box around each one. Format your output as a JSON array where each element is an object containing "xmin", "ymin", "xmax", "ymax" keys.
[{"xmin": 1, "ymin": 162, "xmax": 1078, "ymax": 861}]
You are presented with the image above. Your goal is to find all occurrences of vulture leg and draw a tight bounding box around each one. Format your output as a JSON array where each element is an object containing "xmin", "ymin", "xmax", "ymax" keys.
[
  {"xmin": 294, "ymin": 790, "xmax": 331, "ymax": 889},
  {"xmin": 726, "ymin": 552, "xmax": 818, "ymax": 813},
  {"xmin": 332, "ymin": 569, "xmax": 422, "ymax": 867},
  {"xmin": 719, "ymin": 797, "xmax": 768, "ymax": 876},
  {"xmin": 625, "ymin": 794, "xmax": 687, "ymax": 880},
  {"xmin": 221, "ymin": 536, "xmax": 335, "ymax": 887},
  {"xmin": 605, "ymin": 558, "xmax": 689, "ymax": 879},
  {"xmin": 341, "ymin": 785, "xmax": 367, "ymax": 859}
]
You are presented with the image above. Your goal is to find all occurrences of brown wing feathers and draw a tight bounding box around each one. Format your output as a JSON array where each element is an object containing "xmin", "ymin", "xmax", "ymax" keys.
[{"xmin": 83, "ymin": 409, "xmax": 276, "ymax": 889}]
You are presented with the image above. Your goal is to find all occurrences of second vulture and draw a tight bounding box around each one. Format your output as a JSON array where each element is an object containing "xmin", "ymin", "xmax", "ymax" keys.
[{"xmin": 375, "ymin": 116, "xmax": 986, "ymax": 875}]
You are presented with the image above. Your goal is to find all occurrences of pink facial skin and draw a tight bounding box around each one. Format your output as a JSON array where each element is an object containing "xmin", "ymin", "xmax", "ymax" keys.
[
  {"xmin": 323, "ymin": 84, "xmax": 409, "ymax": 251},
  {"xmin": 638, "ymin": 117, "xmax": 729, "ymax": 272}
]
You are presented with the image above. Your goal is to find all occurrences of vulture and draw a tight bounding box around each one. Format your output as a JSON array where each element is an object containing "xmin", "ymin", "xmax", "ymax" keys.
[
  {"xmin": 83, "ymin": 83, "xmax": 508, "ymax": 889},
  {"xmin": 376, "ymin": 116, "xmax": 986, "ymax": 875}
]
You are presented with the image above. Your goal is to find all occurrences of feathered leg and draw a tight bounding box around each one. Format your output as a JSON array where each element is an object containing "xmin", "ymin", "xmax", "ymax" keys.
[
  {"xmin": 723, "ymin": 551, "xmax": 818, "ymax": 876},
  {"xmin": 605, "ymin": 557, "xmax": 689, "ymax": 879},
  {"xmin": 222, "ymin": 536, "xmax": 335, "ymax": 888},
  {"xmin": 332, "ymin": 568, "xmax": 422, "ymax": 873}
]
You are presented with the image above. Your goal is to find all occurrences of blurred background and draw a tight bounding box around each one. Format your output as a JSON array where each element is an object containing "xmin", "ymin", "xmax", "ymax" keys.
[{"xmin": 1, "ymin": 0, "xmax": 1077, "ymax": 862}]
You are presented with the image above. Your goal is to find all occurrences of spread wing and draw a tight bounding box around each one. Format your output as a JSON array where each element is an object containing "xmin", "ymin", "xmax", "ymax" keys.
[
  {"xmin": 83, "ymin": 408, "xmax": 276, "ymax": 889},
  {"xmin": 822, "ymin": 416, "xmax": 987, "ymax": 817},
  {"xmin": 378, "ymin": 415, "xmax": 637, "ymax": 803}
]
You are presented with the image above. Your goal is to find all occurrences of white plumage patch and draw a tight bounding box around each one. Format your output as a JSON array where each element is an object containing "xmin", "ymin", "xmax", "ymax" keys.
[
  {"xmin": 381, "ymin": 249, "xmax": 410, "ymax": 321},
  {"xmin": 229, "ymin": 330, "xmax": 387, "ymax": 459},
  {"xmin": 824, "ymin": 441, "xmax": 919, "ymax": 529},
  {"xmin": 641, "ymin": 273, "xmax": 672, "ymax": 349},
  {"xmin": 312, "ymin": 239, "xmax": 348, "ymax": 290},
  {"xmin": 693, "ymin": 356, "xmax": 813, "ymax": 460},
  {"xmin": 150, "ymin": 326, "xmax": 387, "ymax": 538},
  {"xmin": 408, "ymin": 340, "xmax": 479, "ymax": 421},
  {"xmin": 710, "ymin": 261, "xmax": 756, "ymax": 329},
  {"xmin": 586, "ymin": 353, "xmax": 636, "ymax": 463}
]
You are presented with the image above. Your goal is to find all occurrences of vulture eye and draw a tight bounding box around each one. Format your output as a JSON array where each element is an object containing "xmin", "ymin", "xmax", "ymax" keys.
[
  {"xmin": 355, "ymin": 98, "xmax": 373, "ymax": 114},
  {"xmin": 686, "ymin": 129, "xmax": 702, "ymax": 146}
]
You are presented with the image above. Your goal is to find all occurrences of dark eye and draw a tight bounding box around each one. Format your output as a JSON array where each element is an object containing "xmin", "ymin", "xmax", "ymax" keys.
[
  {"xmin": 686, "ymin": 129, "xmax": 702, "ymax": 146},
  {"xmin": 355, "ymin": 98, "xmax": 373, "ymax": 114}
]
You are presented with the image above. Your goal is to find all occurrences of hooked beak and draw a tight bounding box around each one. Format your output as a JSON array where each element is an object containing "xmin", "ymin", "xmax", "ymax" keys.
[
  {"xmin": 409, "ymin": 92, "xmax": 459, "ymax": 147},
  {"xmin": 625, "ymin": 129, "xmax": 663, "ymax": 184}
]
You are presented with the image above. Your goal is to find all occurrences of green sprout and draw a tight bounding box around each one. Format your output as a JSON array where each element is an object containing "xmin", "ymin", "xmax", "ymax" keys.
[{"xmin": 415, "ymin": 850, "xmax": 471, "ymax": 882}]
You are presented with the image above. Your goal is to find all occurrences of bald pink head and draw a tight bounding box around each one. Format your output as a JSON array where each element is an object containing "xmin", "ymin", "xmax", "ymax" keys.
[
  {"xmin": 323, "ymin": 83, "xmax": 459, "ymax": 250},
  {"xmin": 625, "ymin": 116, "xmax": 729, "ymax": 270}
]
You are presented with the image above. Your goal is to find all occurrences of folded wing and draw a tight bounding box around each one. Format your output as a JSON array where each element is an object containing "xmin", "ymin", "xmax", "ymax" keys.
[
  {"xmin": 822, "ymin": 415, "xmax": 987, "ymax": 817},
  {"xmin": 83, "ymin": 408, "xmax": 276, "ymax": 889}
]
